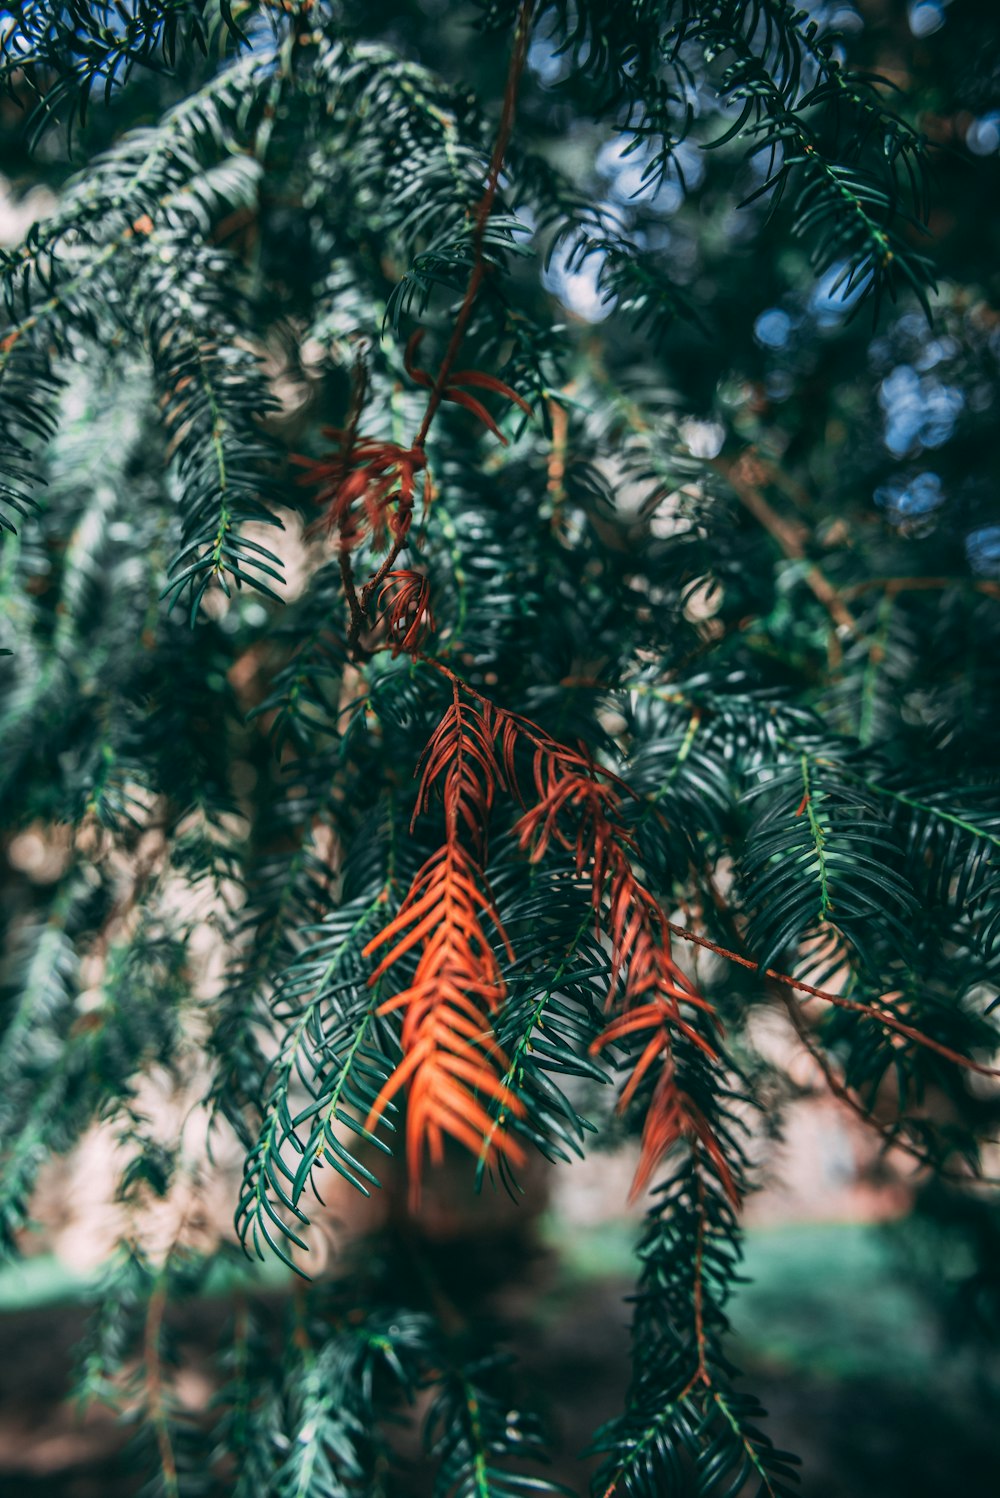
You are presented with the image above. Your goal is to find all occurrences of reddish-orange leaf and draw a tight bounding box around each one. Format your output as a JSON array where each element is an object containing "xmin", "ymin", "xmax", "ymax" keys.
[
  {"xmin": 361, "ymin": 699, "xmax": 521, "ymax": 1206},
  {"xmin": 448, "ymin": 368, "xmax": 533, "ymax": 416}
]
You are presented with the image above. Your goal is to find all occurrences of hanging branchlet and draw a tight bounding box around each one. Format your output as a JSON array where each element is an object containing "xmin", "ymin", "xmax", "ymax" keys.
[
  {"xmin": 592, "ymin": 1127, "xmax": 801, "ymax": 1498},
  {"xmin": 361, "ymin": 665, "xmax": 734, "ymax": 1205},
  {"xmin": 296, "ymin": 1, "xmax": 537, "ymax": 653},
  {"xmin": 506, "ymin": 717, "xmax": 731, "ymax": 1203},
  {"xmin": 361, "ymin": 686, "xmax": 525, "ymax": 1204},
  {"xmin": 371, "ymin": 663, "xmax": 999, "ymax": 1210},
  {"xmin": 295, "ymin": 326, "xmax": 532, "ymax": 652}
]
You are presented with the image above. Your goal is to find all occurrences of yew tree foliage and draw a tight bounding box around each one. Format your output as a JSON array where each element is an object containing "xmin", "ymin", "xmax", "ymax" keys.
[{"xmin": 1, "ymin": 0, "xmax": 999, "ymax": 1494}]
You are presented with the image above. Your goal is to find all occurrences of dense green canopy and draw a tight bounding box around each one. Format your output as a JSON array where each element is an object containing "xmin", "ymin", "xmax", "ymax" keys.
[{"xmin": 1, "ymin": 2, "xmax": 998, "ymax": 1493}]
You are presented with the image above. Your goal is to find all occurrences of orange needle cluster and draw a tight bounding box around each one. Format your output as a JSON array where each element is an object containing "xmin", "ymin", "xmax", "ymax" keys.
[{"xmin": 363, "ymin": 673, "xmax": 735, "ymax": 1207}]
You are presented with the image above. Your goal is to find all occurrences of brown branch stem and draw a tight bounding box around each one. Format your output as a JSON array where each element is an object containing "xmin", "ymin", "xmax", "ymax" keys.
[
  {"xmin": 340, "ymin": 548, "xmax": 367, "ymax": 652},
  {"xmin": 412, "ymin": 0, "xmax": 536, "ymax": 452},
  {"xmin": 716, "ymin": 453, "xmax": 861, "ymax": 638},
  {"xmin": 414, "ymin": 652, "xmax": 999, "ymax": 1087},
  {"xmin": 339, "ymin": 1, "xmax": 535, "ymax": 655},
  {"xmin": 664, "ymin": 919, "xmax": 1000, "ymax": 1078},
  {"xmin": 692, "ymin": 1168, "xmax": 711, "ymax": 1387},
  {"xmin": 844, "ymin": 575, "xmax": 1000, "ymax": 601},
  {"xmin": 777, "ymin": 989, "xmax": 1000, "ymax": 1186}
]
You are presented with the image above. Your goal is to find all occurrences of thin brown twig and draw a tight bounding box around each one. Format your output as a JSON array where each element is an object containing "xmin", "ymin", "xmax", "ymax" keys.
[
  {"xmin": 692, "ymin": 1168, "xmax": 711, "ymax": 1387},
  {"xmin": 343, "ymin": 0, "xmax": 535, "ymax": 652},
  {"xmin": 716, "ymin": 452, "xmax": 861, "ymax": 638},
  {"xmin": 415, "ymin": 652, "xmax": 1000, "ymax": 1086},
  {"xmin": 340, "ymin": 548, "xmax": 366, "ymax": 649},
  {"xmin": 412, "ymin": 0, "xmax": 535, "ymax": 451},
  {"xmin": 664, "ymin": 919, "xmax": 1000, "ymax": 1078},
  {"xmin": 546, "ymin": 388, "xmax": 571, "ymax": 526},
  {"xmin": 779, "ymin": 988, "xmax": 1000, "ymax": 1187},
  {"xmin": 843, "ymin": 575, "xmax": 1000, "ymax": 602}
]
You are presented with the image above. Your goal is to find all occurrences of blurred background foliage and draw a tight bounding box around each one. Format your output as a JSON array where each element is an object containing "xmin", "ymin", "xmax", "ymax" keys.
[{"xmin": 1, "ymin": 0, "xmax": 1000, "ymax": 1494}]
